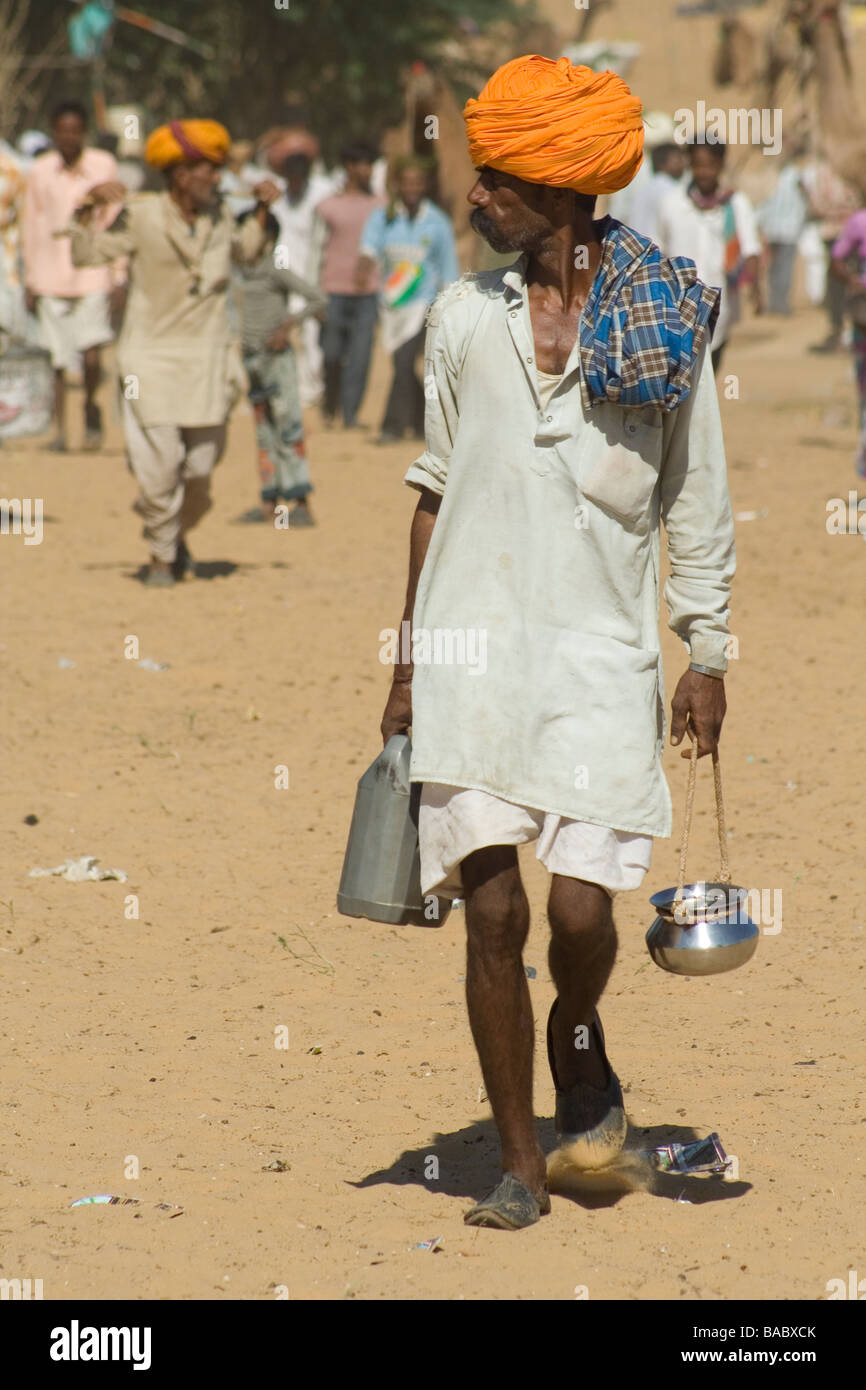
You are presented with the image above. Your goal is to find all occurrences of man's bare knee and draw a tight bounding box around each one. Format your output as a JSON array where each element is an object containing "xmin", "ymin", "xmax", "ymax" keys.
[
  {"xmin": 463, "ymin": 846, "xmax": 529, "ymax": 959},
  {"xmin": 547, "ymin": 876, "xmax": 614, "ymax": 945}
]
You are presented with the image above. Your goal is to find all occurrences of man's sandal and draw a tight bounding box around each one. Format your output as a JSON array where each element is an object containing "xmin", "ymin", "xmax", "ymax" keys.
[
  {"xmin": 464, "ymin": 1171, "xmax": 551, "ymax": 1230},
  {"xmin": 546, "ymin": 1000, "xmax": 628, "ymax": 1170}
]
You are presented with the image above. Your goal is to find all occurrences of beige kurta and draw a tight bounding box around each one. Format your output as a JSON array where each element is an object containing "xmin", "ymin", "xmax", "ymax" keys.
[{"xmin": 68, "ymin": 192, "xmax": 265, "ymax": 428}]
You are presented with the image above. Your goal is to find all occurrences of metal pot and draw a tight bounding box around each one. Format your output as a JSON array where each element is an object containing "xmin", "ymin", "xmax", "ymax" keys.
[{"xmin": 646, "ymin": 881, "xmax": 759, "ymax": 976}]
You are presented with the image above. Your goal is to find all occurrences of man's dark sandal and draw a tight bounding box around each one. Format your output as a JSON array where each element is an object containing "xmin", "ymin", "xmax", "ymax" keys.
[
  {"xmin": 463, "ymin": 1172, "xmax": 551, "ymax": 1230},
  {"xmin": 547, "ymin": 1001, "xmax": 627, "ymax": 1168}
]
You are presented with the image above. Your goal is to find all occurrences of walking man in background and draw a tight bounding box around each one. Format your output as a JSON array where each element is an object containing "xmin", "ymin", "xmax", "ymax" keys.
[
  {"xmin": 23, "ymin": 100, "xmax": 124, "ymax": 451},
  {"xmin": 656, "ymin": 139, "xmax": 762, "ymax": 374},
  {"xmin": 314, "ymin": 143, "xmax": 384, "ymax": 429},
  {"xmin": 358, "ymin": 156, "xmax": 459, "ymax": 444},
  {"xmin": 66, "ymin": 118, "xmax": 278, "ymax": 586},
  {"xmin": 380, "ymin": 56, "xmax": 735, "ymax": 1230}
]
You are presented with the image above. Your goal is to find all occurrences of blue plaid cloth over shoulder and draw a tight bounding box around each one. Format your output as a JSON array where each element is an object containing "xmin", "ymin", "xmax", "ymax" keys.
[{"xmin": 579, "ymin": 216, "xmax": 720, "ymax": 413}]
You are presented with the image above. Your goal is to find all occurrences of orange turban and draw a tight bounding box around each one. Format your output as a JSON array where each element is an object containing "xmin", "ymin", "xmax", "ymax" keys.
[
  {"xmin": 145, "ymin": 119, "xmax": 231, "ymax": 170},
  {"xmin": 463, "ymin": 55, "xmax": 644, "ymax": 196}
]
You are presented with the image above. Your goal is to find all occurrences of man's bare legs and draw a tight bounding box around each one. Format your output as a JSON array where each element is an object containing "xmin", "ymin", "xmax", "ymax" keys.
[
  {"xmin": 547, "ymin": 875, "xmax": 617, "ymax": 1091},
  {"xmin": 51, "ymin": 368, "xmax": 66, "ymax": 450},
  {"xmin": 82, "ymin": 346, "xmax": 103, "ymax": 447},
  {"xmin": 462, "ymin": 845, "xmax": 547, "ymax": 1204}
]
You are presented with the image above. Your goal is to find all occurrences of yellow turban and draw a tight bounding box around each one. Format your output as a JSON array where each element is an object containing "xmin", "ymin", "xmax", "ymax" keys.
[
  {"xmin": 145, "ymin": 119, "xmax": 231, "ymax": 170},
  {"xmin": 463, "ymin": 55, "xmax": 644, "ymax": 196}
]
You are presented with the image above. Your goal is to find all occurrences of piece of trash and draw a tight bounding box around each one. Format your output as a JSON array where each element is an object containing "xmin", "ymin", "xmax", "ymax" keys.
[
  {"xmin": 735, "ymin": 508, "xmax": 768, "ymax": 522},
  {"xmin": 785, "ymin": 781, "xmax": 798, "ymax": 790},
  {"xmin": 746, "ymin": 754, "xmax": 755, "ymax": 762},
  {"xmin": 57, "ymin": 657, "xmax": 76, "ymax": 669},
  {"xmin": 411, "ymin": 1236, "xmax": 443, "ymax": 1253},
  {"xmin": 23, "ymin": 814, "xmax": 38, "ymax": 825},
  {"xmin": 137, "ymin": 658, "xmax": 169, "ymax": 672},
  {"xmin": 524, "ymin": 965, "xmax": 537, "ymax": 979},
  {"xmin": 262, "ymin": 1159, "xmax": 291, "ymax": 1172},
  {"xmin": 647, "ymin": 1132, "xmax": 731, "ymax": 1177},
  {"xmin": 795, "ymin": 1060, "xmax": 816, "ymax": 1066},
  {"xmin": 29, "ymin": 856, "xmax": 127, "ymax": 883},
  {"xmin": 452, "ymin": 897, "xmax": 464, "ymax": 910},
  {"xmin": 307, "ymin": 1046, "xmax": 322, "ymax": 1055},
  {"xmin": 70, "ymin": 1194, "xmax": 183, "ymax": 1216}
]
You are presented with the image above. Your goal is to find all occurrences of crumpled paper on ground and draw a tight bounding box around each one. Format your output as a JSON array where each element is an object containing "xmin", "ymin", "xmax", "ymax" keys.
[{"xmin": 29, "ymin": 855, "xmax": 128, "ymax": 883}]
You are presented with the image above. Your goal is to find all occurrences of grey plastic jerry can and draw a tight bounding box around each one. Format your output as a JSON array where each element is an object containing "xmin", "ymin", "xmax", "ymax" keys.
[{"xmin": 337, "ymin": 734, "xmax": 450, "ymax": 927}]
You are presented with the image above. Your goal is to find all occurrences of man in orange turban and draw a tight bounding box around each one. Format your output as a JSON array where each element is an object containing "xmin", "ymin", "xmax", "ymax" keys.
[
  {"xmin": 379, "ymin": 57, "xmax": 733, "ymax": 1228},
  {"xmin": 463, "ymin": 54, "xmax": 644, "ymax": 196},
  {"xmin": 144, "ymin": 119, "xmax": 232, "ymax": 171},
  {"xmin": 64, "ymin": 121, "xmax": 280, "ymax": 586}
]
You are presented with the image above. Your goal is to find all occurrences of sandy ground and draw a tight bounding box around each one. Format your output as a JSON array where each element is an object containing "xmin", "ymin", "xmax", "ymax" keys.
[{"xmin": 2, "ymin": 304, "xmax": 865, "ymax": 1303}]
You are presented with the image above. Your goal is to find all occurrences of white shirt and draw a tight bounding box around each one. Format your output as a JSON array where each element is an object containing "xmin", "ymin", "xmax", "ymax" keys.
[
  {"xmin": 402, "ymin": 259, "xmax": 735, "ymax": 838},
  {"xmin": 627, "ymin": 171, "xmax": 685, "ymax": 244},
  {"xmin": 656, "ymin": 186, "xmax": 761, "ymax": 346}
]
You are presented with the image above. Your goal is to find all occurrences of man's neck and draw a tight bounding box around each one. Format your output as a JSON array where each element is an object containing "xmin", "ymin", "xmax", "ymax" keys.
[
  {"xmin": 169, "ymin": 188, "xmax": 199, "ymax": 226},
  {"xmin": 526, "ymin": 213, "xmax": 604, "ymax": 308}
]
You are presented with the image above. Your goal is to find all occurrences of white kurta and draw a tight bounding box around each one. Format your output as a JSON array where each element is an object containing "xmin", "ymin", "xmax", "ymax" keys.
[
  {"xmin": 403, "ymin": 258, "xmax": 735, "ymax": 840},
  {"xmin": 655, "ymin": 187, "xmax": 761, "ymax": 347}
]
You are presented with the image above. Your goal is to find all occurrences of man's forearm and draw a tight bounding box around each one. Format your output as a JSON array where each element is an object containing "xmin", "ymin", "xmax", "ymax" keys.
[{"xmin": 394, "ymin": 488, "xmax": 441, "ymax": 682}]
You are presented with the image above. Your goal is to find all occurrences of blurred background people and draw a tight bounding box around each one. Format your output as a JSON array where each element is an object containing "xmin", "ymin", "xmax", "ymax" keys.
[
  {"xmin": 656, "ymin": 138, "xmax": 762, "ymax": 374},
  {"xmin": 830, "ymin": 204, "xmax": 866, "ymax": 477},
  {"xmin": 357, "ymin": 155, "xmax": 459, "ymax": 444},
  {"xmin": 626, "ymin": 139, "xmax": 688, "ymax": 243},
  {"xmin": 23, "ymin": 100, "xmax": 124, "ymax": 450},
  {"xmin": 235, "ymin": 207, "xmax": 326, "ymax": 526},
  {"xmin": 759, "ymin": 143, "xmax": 808, "ymax": 316},
  {"xmin": 801, "ymin": 156, "xmax": 862, "ymax": 354},
  {"xmin": 314, "ymin": 142, "xmax": 384, "ymax": 429}
]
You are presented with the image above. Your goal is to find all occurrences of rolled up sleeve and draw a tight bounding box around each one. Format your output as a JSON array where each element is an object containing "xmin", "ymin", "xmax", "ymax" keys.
[
  {"xmin": 660, "ymin": 343, "xmax": 736, "ymax": 670},
  {"xmin": 403, "ymin": 300, "xmax": 460, "ymax": 497}
]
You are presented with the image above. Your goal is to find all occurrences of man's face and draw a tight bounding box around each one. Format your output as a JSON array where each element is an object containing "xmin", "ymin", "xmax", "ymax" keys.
[
  {"xmin": 345, "ymin": 158, "xmax": 373, "ymax": 190},
  {"xmin": 398, "ymin": 167, "xmax": 427, "ymax": 210},
  {"xmin": 690, "ymin": 147, "xmax": 724, "ymax": 197},
  {"xmin": 53, "ymin": 114, "xmax": 86, "ymax": 164},
  {"xmin": 176, "ymin": 160, "xmax": 222, "ymax": 209},
  {"xmin": 467, "ymin": 167, "xmax": 553, "ymax": 254},
  {"xmin": 664, "ymin": 147, "xmax": 688, "ymax": 181}
]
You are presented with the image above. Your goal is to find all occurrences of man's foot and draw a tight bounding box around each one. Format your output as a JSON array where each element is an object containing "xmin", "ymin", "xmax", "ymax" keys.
[
  {"xmin": 464, "ymin": 1171, "xmax": 551, "ymax": 1230},
  {"xmin": 144, "ymin": 560, "xmax": 175, "ymax": 588},
  {"xmin": 82, "ymin": 403, "xmax": 103, "ymax": 451},
  {"xmin": 46, "ymin": 436, "xmax": 67, "ymax": 453},
  {"xmin": 171, "ymin": 539, "xmax": 196, "ymax": 582},
  {"xmin": 374, "ymin": 430, "xmax": 402, "ymax": 445},
  {"xmin": 288, "ymin": 500, "xmax": 314, "ymax": 528},
  {"xmin": 546, "ymin": 1001, "xmax": 627, "ymax": 1171}
]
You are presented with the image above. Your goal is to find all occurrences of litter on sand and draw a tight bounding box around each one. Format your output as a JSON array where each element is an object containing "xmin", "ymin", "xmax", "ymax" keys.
[
  {"xmin": 647, "ymin": 1132, "xmax": 731, "ymax": 1176},
  {"xmin": 137, "ymin": 658, "xmax": 170, "ymax": 671},
  {"xmin": 411, "ymin": 1236, "xmax": 443, "ymax": 1253},
  {"xmin": 70, "ymin": 1194, "xmax": 183, "ymax": 1216},
  {"xmin": 57, "ymin": 657, "xmax": 76, "ymax": 669},
  {"xmin": 735, "ymin": 508, "xmax": 768, "ymax": 522},
  {"xmin": 29, "ymin": 856, "xmax": 128, "ymax": 882}
]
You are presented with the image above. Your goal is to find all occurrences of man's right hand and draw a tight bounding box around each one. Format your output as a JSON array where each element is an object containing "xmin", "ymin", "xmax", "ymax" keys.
[
  {"xmin": 380, "ymin": 676, "xmax": 412, "ymax": 745},
  {"xmin": 85, "ymin": 181, "xmax": 127, "ymax": 207}
]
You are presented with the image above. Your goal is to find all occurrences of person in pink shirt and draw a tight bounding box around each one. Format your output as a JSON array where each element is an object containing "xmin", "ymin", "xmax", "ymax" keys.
[
  {"xmin": 314, "ymin": 144, "xmax": 384, "ymax": 429},
  {"xmin": 23, "ymin": 100, "xmax": 124, "ymax": 451},
  {"xmin": 830, "ymin": 206, "xmax": 866, "ymax": 477}
]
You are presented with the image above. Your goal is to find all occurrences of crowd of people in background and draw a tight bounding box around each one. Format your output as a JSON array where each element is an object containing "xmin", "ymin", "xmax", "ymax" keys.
[{"xmin": 1, "ymin": 94, "xmax": 865, "ymax": 585}]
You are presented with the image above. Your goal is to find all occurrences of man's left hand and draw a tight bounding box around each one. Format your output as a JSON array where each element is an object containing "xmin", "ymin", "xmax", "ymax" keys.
[{"xmin": 670, "ymin": 669, "xmax": 726, "ymax": 758}]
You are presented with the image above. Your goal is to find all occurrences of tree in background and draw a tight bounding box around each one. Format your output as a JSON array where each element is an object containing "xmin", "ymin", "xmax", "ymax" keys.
[{"xmin": 16, "ymin": 0, "xmax": 536, "ymax": 155}]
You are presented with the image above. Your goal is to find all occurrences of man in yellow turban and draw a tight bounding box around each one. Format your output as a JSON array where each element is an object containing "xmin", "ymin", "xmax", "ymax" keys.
[
  {"xmin": 379, "ymin": 56, "xmax": 735, "ymax": 1228},
  {"xmin": 62, "ymin": 120, "xmax": 279, "ymax": 586}
]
